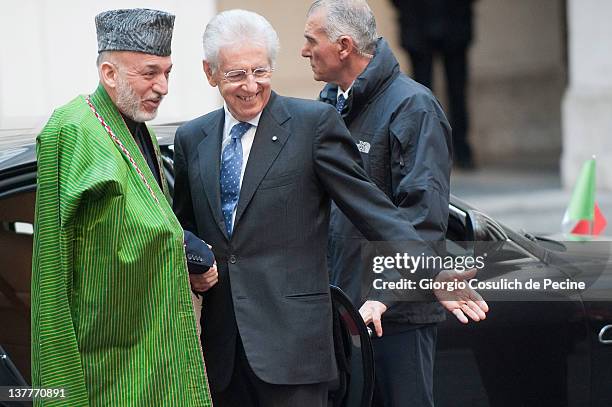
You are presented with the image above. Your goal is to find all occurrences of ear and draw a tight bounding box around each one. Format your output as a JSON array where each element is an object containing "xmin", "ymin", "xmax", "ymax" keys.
[
  {"xmin": 203, "ymin": 61, "xmax": 218, "ymax": 87},
  {"xmin": 337, "ymin": 35, "xmax": 355, "ymax": 61},
  {"xmin": 99, "ymin": 61, "xmax": 119, "ymax": 89}
]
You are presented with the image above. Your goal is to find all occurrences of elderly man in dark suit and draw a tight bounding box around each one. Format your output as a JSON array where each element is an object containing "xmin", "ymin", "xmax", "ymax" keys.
[{"xmin": 173, "ymin": 9, "xmax": 487, "ymax": 407}]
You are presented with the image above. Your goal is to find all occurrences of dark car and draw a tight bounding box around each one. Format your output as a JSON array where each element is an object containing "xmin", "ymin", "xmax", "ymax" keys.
[
  {"xmin": 1, "ymin": 128, "xmax": 612, "ymax": 406},
  {"xmin": 438, "ymin": 200, "xmax": 612, "ymax": 407}
]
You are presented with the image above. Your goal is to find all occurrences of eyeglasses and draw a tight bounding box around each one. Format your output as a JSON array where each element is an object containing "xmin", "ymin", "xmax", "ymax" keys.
[{"xmin": 223, "ymin": 67, "xmax": 273, "ymax": 83}]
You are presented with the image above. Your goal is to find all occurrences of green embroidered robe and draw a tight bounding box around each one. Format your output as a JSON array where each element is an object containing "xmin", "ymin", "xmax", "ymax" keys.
[{"xmin": 32, "ymin": 85, "xmax": 211, "ymax": 406}]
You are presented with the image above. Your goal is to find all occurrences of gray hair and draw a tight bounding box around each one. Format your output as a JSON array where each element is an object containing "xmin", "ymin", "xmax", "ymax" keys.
[
  {"xmin": 203, "ymin": 9, "xmax": 280, "ymax": 72},
  {"xmin": 307, "ymin": 0, "xmax": 377, "ymax": 56},
  {"xmin": 96, "ymin": 51, "xmax": 112, "ymax": 67}
]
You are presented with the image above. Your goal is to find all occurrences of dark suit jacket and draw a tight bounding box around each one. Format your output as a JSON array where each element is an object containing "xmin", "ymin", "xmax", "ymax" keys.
[
  {"xmin": 173, "ymin": 92, "xmax": 426, "ymax": 391},
  {"xmin": 392, "ymin": 0, "xmax": 475, "ymax": 51}
]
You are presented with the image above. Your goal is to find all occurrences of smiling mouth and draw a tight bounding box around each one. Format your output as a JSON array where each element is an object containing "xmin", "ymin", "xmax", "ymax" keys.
[
  {"xmin": 238, "ymin": 94, "xmax": 258, "ymax": 102},
  {"xmin": 143, "ymin": 99, "xmax": 161, "ymax": 109}
]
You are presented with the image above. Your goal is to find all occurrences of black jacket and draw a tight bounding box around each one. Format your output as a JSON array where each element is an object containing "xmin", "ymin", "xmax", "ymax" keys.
[
  {"xmin": 391, "ymin": 0, "xmax": 475, "ymax": 51},
  {"xmin": 321, "ymin": 38, "xmax": 452, "ymax": 331}
]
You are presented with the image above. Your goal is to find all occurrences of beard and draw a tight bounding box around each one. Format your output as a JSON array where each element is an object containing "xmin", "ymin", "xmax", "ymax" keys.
[{"xmin": 115, "ymin": 76, "xmax": 162, "ymax": 122}]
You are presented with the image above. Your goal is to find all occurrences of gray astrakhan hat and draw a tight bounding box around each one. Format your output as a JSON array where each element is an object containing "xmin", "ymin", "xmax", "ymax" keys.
[{"xmin": 95, "ymin": 8, "xmax": 175, "ymax": 56}]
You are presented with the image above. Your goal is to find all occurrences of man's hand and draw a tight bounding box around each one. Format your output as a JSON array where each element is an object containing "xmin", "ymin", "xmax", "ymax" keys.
[
  {"xmin": 434, "ymin": 268, "xmax": 489, "ymax": 323},
  {"xmin": 359, "ymin": 300, "xmax": 387, "ymax": 337},
  {"xmin": 190, "ymin": 263, "xmax": 218, "ymax": 292}
]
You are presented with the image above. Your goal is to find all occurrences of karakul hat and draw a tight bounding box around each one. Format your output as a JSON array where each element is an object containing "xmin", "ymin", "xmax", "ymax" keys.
[{"xmin": 95, "ymin": 8, "xmax": 175, "ymax": 56}]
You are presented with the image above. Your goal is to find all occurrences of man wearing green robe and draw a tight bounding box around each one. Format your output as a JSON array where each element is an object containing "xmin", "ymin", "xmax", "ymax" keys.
[{"xmin": 32, "ymin": 9, "xmax": 213, "ymax": 406}]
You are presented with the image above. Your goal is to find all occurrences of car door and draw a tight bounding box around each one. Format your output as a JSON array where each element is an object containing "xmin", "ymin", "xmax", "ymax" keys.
[
  {"xmin": 435, "ymin": 204, "xmax": 590, "ymax": 407},
  {"xmin": 0, "ymin": 150, "xmax": 37, "ymax": 383}
]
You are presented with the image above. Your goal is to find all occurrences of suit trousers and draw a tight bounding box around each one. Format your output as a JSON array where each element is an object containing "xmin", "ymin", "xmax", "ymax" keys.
[
  {"xmin": 212, "ymin": 335, "xmax": 329, "ymax": 407},
  {"xmin": 372, "ymin": 325, "xmax": 437, "ymax": 407},
  {"xmin": 408, "ymin": 46, "xmax": 473, "ymax": 166}
]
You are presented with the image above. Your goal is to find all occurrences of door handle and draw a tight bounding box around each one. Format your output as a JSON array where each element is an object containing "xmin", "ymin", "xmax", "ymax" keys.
[{"xmin": 599, "ymin": 325, "xmax": 612, "ymax": 344}]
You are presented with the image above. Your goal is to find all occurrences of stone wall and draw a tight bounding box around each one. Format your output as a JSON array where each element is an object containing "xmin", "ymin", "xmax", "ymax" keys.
[
  {"xmin": 0, "ymin": 0, "xmax": 218, "ymax": 129},
  {"xmin": 218, "ymin": 0, "xmax": 566, "ymax": 169}
]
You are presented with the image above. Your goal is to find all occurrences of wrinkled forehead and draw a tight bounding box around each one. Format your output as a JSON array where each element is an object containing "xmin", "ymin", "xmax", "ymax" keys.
[
  {"xmin": 111, "ymin": 51, "xmax": 173, "ymax": 70},
  {"xmin": 216, "ymin": 45, "xmax": 271, "ymax": 71},
  {"xmin": 305, "ymin": 7, "xmax": 328, "ymax": 33}
]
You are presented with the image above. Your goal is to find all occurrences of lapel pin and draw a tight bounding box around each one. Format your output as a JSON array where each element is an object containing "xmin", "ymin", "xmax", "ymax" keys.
[{"xmin": 272, "ymin": 136, "xmax": 278, "ymax": 142}]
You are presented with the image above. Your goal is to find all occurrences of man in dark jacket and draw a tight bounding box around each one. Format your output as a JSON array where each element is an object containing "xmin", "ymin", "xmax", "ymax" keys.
[
  {"xmin": 302, "ymin": 1, "xmax": 486, "ymax": 406},
  {"xmin": 391, "ymin": 0, "xmax": 477, "ymax": 169}
]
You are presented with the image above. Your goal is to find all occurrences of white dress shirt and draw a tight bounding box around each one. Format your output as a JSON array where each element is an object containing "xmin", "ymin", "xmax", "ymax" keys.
[{"xmin": 337, "ymin": 83, "xmax": 353, "ymax": 103}]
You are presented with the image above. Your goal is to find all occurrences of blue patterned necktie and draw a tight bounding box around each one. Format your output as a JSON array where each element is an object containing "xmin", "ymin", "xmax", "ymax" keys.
[
  {"xmin": 336, "ymin": 93, "xmax": 346, "ymax": 114},
  {"xmin": 220, "ymin": 121, "xmax": 252, "ymax": 236}
]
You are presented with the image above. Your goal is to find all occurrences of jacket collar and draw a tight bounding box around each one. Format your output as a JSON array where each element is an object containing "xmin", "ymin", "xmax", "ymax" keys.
[
  {"xmin": 319, "ymin": 38, "xmax": 400, "ymax": 122},
  {"xmin": 88, "ymin": 84, "xmax": 169, "ymax": 202}
]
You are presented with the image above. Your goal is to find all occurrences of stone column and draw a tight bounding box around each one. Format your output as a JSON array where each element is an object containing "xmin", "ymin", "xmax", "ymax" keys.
[{"xmin": 562, "ymin": 0, "xmax": 612, "ymax": 189}]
